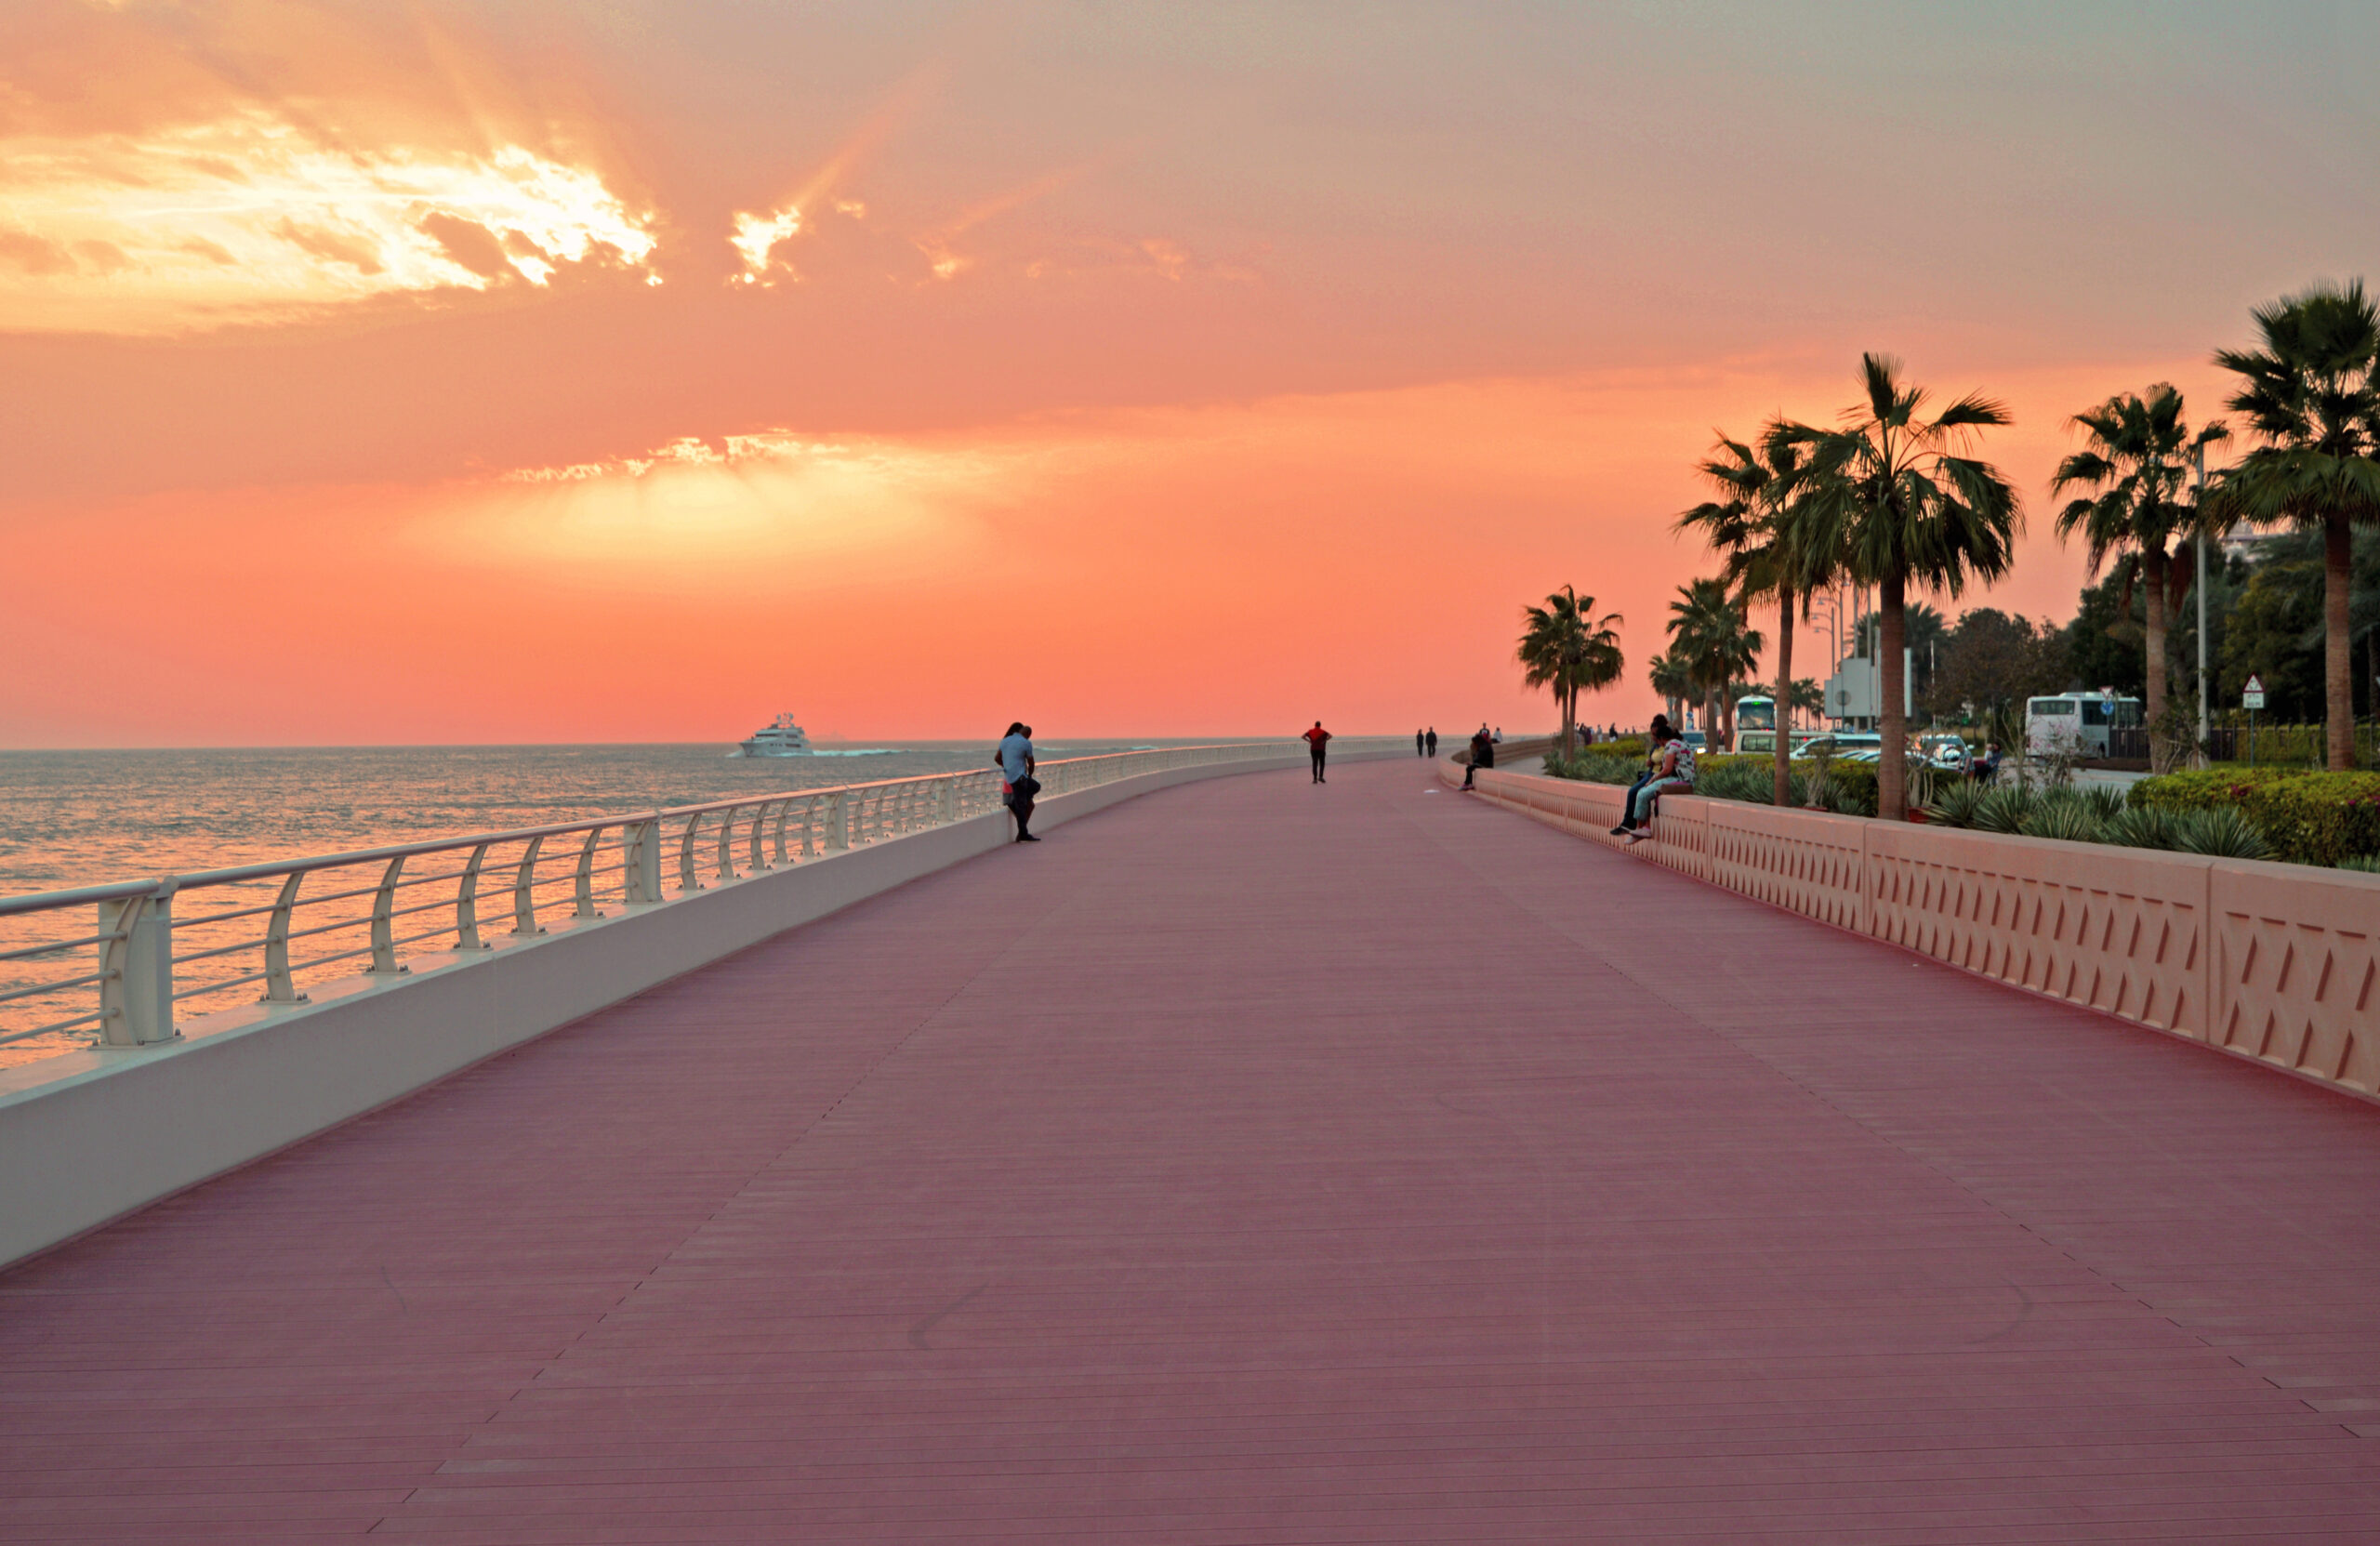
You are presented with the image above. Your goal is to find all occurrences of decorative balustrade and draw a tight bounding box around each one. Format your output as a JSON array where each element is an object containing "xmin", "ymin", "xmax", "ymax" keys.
[
  {"xmin": 0, "ymin": 742, "xmax": 1329, "ymax": 1057},
  {"xmin": 1456, "ymin": 762, "xmax": 2380, "ymax": 1103}
]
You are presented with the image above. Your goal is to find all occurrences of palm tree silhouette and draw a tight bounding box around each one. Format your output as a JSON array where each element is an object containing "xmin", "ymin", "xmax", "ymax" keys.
[
  {"xmin": 2212, "ymin": 280, "xmax": 2380, "ymax": 770},
  {"xmin": 1680, "ymin": 423, "xmax": 1835, "ymax": 804},
  {"xmin": 1646, "ymin": 653, "xmax": 1694, "ymax": 732},
  {"xmin": 2051, "ymin": 384, "xmax": 2228, "ymax": 770},
  {"xmin": 1786, "ymin": 354, "xmax": 2019, "ymax": 821},
  {"xmin": 1665, "ymin": 578, "xmax": 1764, "ymax": 748},
  {"xmin": 1518, "ymin": 586, "xmax": 1624, "ymax": 759}
]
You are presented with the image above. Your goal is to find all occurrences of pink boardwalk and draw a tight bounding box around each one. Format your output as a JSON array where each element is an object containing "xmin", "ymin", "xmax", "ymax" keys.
[{"xmin": 7, "ymin": 758, "xmax": 2380, "ymax": 1541}]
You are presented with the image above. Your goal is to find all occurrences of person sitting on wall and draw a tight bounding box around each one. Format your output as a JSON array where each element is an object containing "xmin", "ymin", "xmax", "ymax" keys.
[
  {"xmin": 1461, "ymin": 723, "xmax": 1495, "ymax": 789},
  {"xmin": 1612, "ymin": 714, "xmax": 1694, "ymax": 842}
]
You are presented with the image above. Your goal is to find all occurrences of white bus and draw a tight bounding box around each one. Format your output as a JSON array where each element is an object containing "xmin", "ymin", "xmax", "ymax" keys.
[
  {"xmin": 1731, "ymin": 694, "xmax": 1778, "ymax": 755},
  {"xmin": 2025, "ymin": 692, "xmax": 2142, "ymax": 760}
]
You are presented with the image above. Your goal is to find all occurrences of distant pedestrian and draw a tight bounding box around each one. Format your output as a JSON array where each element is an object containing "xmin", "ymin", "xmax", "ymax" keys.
[
  {"xmin": 1493, "ymin": 726, "xmax": 1503, "ymax": 743},
  {"xmin": 1425, "ymin": 726, "xmax": 1438, "ymax": 757},
  {"xmin": 1461, "ymin": 722, "xmax": 1494, "ymax": 789},
  {"xmin": 1303, "ymin": 720, "xmax": 1333, "ymax": 783},
  {"xmin": 1416, "ymin": 728, "xmax": 1426, "ymax": 757},
  {"xmin": 997, "ymin": 720, "xmax": 1040, "ymax": 841}
]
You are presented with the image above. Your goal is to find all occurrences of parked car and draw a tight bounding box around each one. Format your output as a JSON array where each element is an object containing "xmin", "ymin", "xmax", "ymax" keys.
[{"xmin": 1919, "ymin": 733, "xmax": 1970, "ymax": 773}]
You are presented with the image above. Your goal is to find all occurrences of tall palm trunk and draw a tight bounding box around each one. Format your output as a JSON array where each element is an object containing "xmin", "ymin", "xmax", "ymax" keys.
[
  {"xmin": 1559, "ymin": 679, "xmax": 1576, "ymax": 760},
  {"xmin": 1773, "ymin": 584, "xmax": 1795, "ymax": 806},
  {"xmin": 2325, "ymin": 513, "xmax": 2356, "ymax": 769},
  {"xmin": 2141, "ymin": 542, "xmax": 2168, "ymax": 765},
  {"xmin": 1878, "ymin": 572, "xmax": 1908, "ymax": 821}
]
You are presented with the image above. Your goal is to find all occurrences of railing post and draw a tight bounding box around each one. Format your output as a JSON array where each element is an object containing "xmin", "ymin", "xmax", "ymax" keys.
[
  {"xmin": 456, "ymin": 843, "xmax": 489, "ymax": 951},
  {"xmin": 513, "ymin": 835, "xmax": 546, "ymax": 934},
  {"xmin": 678, "ymin": 813, "xmax": 703, "ymax": 892},
  {"xmin": 750, "ymin": 803, "xmax": 770, "ymax": 872},
  {"xmin": 826, "ymin": 790, "xmax": 848, "ymax": 852},
  {"xmin": 261, "ymin": 872, "xmax": 308, "ymax": 1002},
  {"xmin": 716, "ymin": 804, "xmax": 738, "ymax": 884},
  {"xmin": 366, "ymin": 856, "xmax": 408, "ymax": 974},
  {"xmin": 96, "ymin": 884, "xmax": 176, "ymax": 1047},
  {"xmin": 624, "ymin": 819, "xmax": 663, "ymax": 905},
  {"xmin": 940, "ymin": 778, "xmax": 956, "ymax": 824},
  {"xmin": 574, "ymin": 828, "xmax": 603, "ymax": 918}
]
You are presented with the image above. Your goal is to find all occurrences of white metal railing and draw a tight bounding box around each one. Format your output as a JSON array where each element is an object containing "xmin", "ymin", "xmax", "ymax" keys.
[{"xmin": 0, "ymin": 742, "xmax": 1322, "ymax": 1056}]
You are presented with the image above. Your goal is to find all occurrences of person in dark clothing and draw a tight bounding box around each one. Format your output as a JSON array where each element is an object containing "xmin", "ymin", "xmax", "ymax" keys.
[
  {"xmin": 1461, "ymin": 723, "xmax": 1494, "ymax": 789},
  {"xmin": 1303, "ymin": 720, "xmax": 1333, "ymax": 783},
  {"xmin": 996, "ymin": 721, "xmax": 1040, "ymax": 840},
  {"xmin": 1415, "ymin": 728, "xmax": 1425, "ymax": 757},
  {"xmin": 1426, "ymin": 727, "xmax": 1438, "ymax": 757}
]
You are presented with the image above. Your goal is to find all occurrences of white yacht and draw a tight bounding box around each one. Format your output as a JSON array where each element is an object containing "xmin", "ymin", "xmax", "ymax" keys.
[{"xmin": 737, "ymin": 713, "xmax": 813, "ymax": 758}]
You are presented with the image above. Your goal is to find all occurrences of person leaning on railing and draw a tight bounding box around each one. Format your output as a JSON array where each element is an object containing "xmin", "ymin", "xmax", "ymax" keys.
[{"xmin": 997, "ymin": 722, "xmax": 1041, "ymax": 842}]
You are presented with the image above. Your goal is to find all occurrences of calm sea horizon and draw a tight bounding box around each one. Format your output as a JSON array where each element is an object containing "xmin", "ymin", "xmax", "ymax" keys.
[{"xmin": 0, "ymin": 738, "xmax": 1265, "ymax": 898}]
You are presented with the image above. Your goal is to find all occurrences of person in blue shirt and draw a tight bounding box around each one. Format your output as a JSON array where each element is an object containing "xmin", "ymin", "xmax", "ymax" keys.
[{"xmin": 996, "ymin": 722, "xmax": 1040, "ymax": 841}]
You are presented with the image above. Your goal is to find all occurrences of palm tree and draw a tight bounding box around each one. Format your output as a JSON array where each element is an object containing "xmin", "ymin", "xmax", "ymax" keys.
[
  {"xmin": 2211, "ymin": 279, "xmax": 2380, "ymax": 770},
  {"xmin": 1646, "ymin": 653, "xmax": 1694, "ymax": 730},
  {"xmin": 1517, "ymin": 586, "xmax": 1625, "ymax": 758},
  {"xmin": 1786, "ymin": 354, "xmax": 2020, "ymax": 821},
  {"xmin": 1679, "ymin": 423, "xmax": 1836, "ymax": 803},
  {"xmin": 1665, "ymin": 577, "xmax": 1764, "ymax": 747},
  {"xmin": 2051, "ymin": 384, "xmax": 2228, "ymax": 769},
  {"xmin": 1788, "ymin": 677, "xmax": 1824, "ymax": 730}
]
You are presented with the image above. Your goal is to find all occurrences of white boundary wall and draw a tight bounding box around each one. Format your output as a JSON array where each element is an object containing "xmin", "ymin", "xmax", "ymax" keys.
[{"xmin": 0, "ymin": 746, "xmax": 1396, "ymax": 1266}]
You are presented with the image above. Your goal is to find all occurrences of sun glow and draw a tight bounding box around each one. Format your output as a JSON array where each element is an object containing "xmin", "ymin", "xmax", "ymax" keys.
[{"xmin": 0, "ymin": 110, "xmax": 660, "ymax": 334}]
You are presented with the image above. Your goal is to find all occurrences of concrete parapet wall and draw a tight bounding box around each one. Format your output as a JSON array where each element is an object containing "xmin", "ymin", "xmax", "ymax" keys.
[
  {"xmin": 0, "ymin": 745, "xmax": 1399, "ymax": 1267},
  {"xmin": 1448, "ymin": 758, "xmax": 2380, "ymax": 1105}
]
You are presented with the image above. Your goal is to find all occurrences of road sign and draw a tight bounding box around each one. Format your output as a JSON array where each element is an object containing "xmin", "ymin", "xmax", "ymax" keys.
[{"xmin": 2241, "ymin": 674, "xmax": 2266, "ymax": 711}]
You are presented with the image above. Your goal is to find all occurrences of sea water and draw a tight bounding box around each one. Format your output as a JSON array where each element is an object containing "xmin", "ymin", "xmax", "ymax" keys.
[{"xmin": 0, "ymin": 738, "xmax": 1204, "ymax": 1065}]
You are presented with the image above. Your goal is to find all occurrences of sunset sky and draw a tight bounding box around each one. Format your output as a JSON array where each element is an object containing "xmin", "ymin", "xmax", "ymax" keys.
[{"xmin": 4, "ymin": 1, "xmax": 2374, "ymax": 746}]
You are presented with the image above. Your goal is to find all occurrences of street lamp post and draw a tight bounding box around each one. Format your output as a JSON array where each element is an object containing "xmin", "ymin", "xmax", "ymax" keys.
[{"xmin": 2194, "ymin": 443, "xmax": 2210, "ymax": 767}]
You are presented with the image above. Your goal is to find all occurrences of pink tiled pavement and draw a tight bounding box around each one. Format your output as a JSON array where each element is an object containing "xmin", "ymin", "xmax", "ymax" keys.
[{"xmin": 5, "ymin": 757, "xmax": 2379, "ymax": 1541}]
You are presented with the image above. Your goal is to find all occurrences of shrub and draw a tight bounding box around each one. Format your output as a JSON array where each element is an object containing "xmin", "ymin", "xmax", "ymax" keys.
[
  {"xmin": 2080, "ymin": 786, "xmax": 2128, "ymax": 823},
  {"xmin": 1972, "ymin": 786, "xmax": 2033, "ymax": 835},
  {"xmin": 2339, "ymin": 854, "xmax": 2380, "ymax": 874},
  {"xmin": 2103, "ymin": 805, "xmax": 2182, "ymax": 851},
  {"xmin": 2132, "ymin": 769, "xmax": 2380, "ymax": 865},
  {"xmin": 2174, "ymin": 806, "xmax": 2275, "ymax": 861},
  {"xmin": 1923, "ymin": 783, "xmax": 1986, "ymax": 829},
  {"xmin": 1546, "ymin": 748, "xmax": 1878, "ymax": 814},
  {"xmin": 2022, "ymin": 795, "xmax": 2106, "ymax": 844},
  {"xmin": 1545, "ymin": 752, "xmax": 1640, "ymax": 785}
]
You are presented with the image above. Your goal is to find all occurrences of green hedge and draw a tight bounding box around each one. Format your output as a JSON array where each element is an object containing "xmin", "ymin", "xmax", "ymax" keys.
[
  {"xmin": 1545, "ymin": 750, "xmax": 1879, "ymax": 817},
  {"xmin": 2131, "ymin": 769, "xmax": 2380, "ymax": 865}
]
